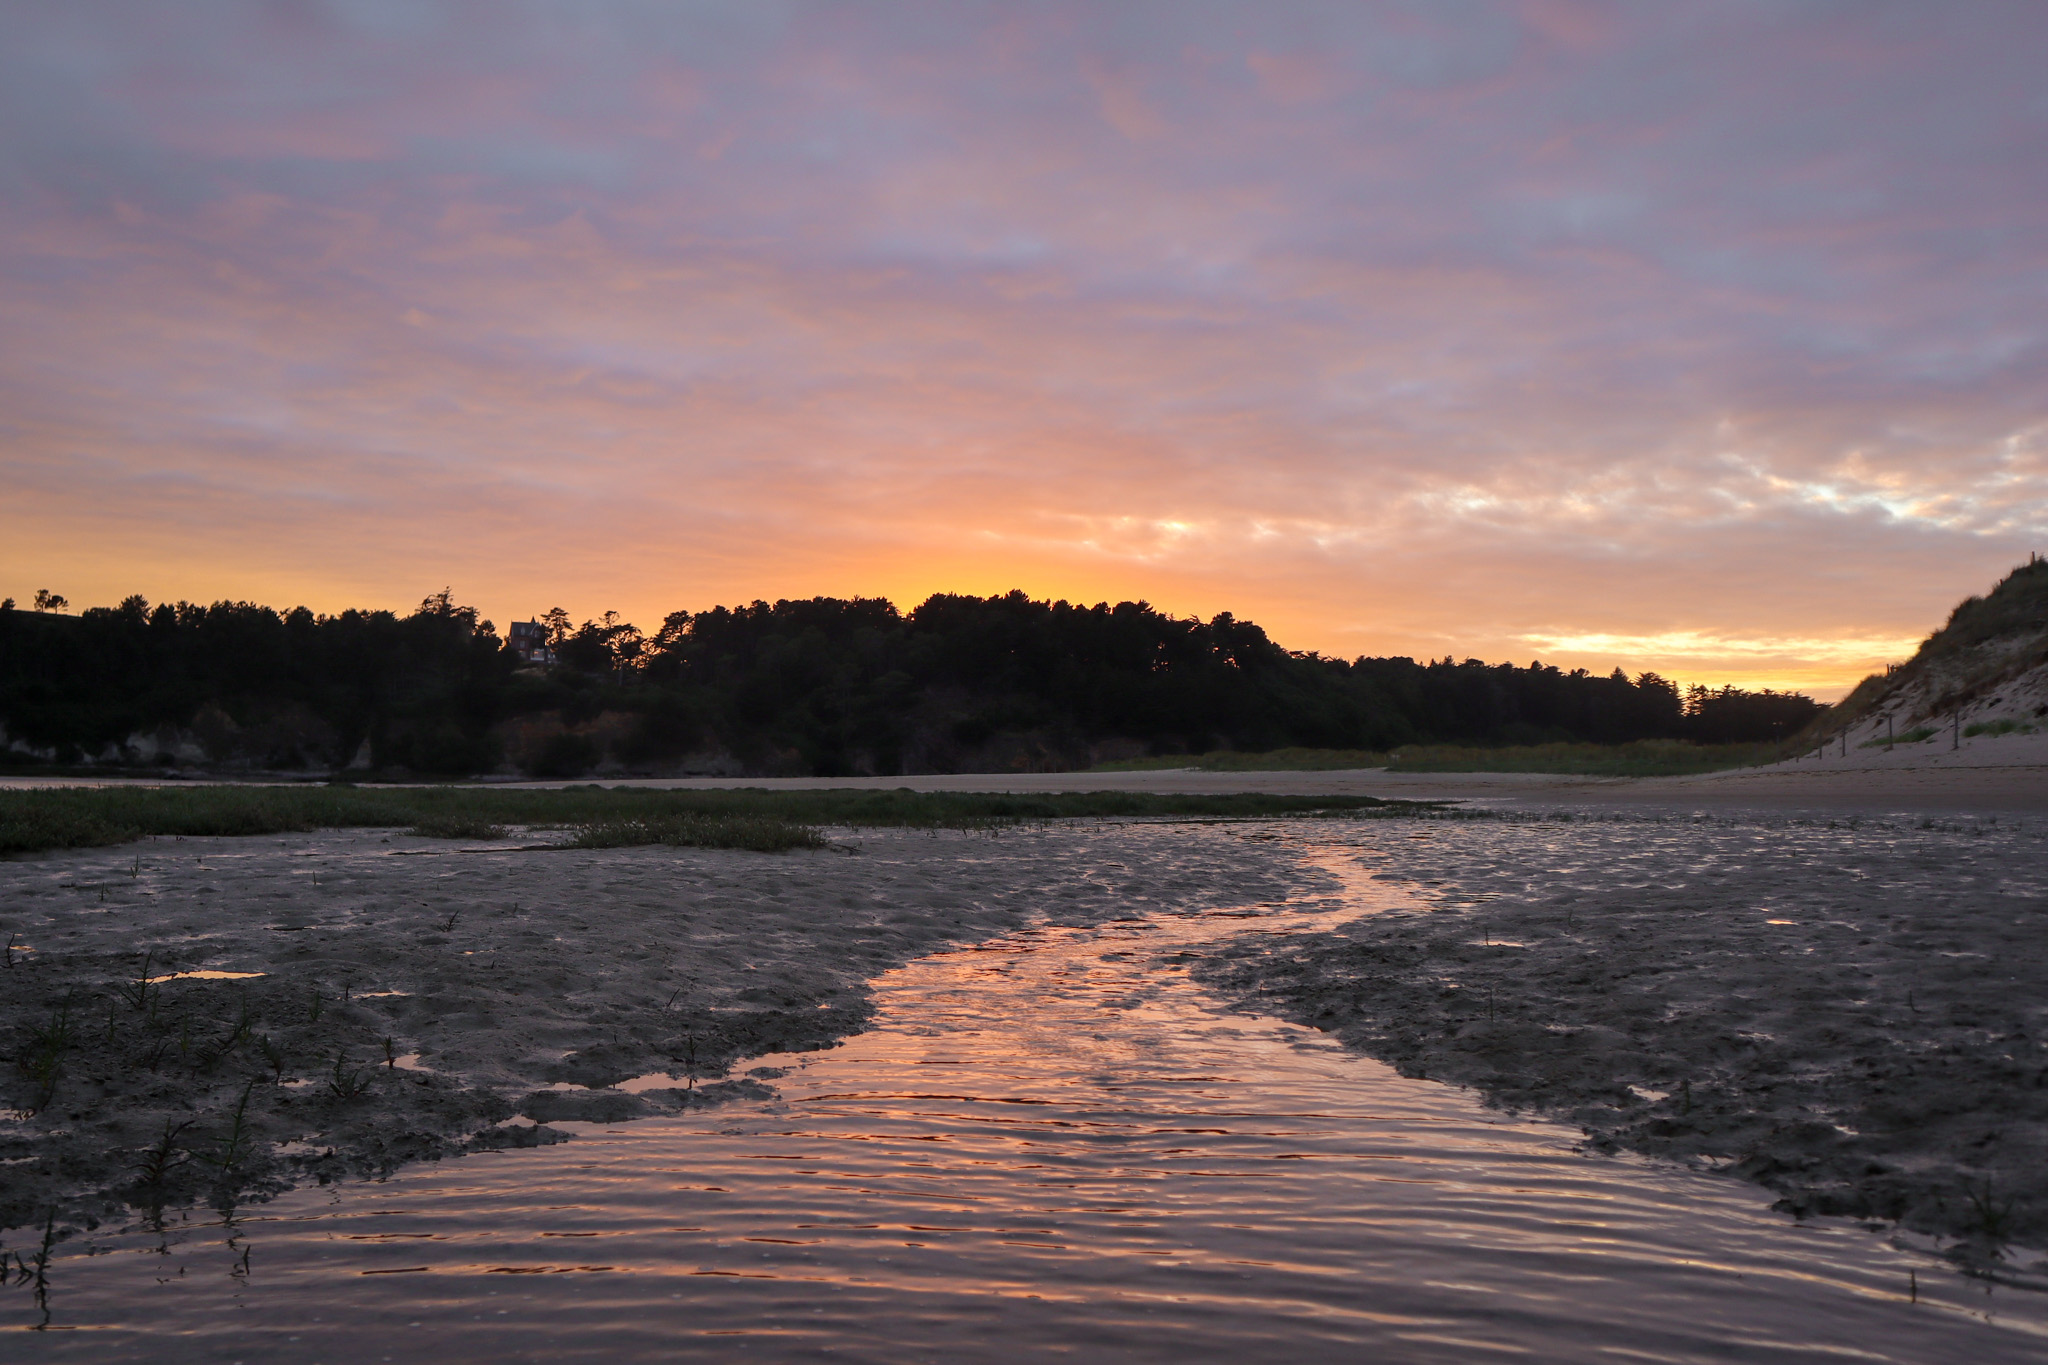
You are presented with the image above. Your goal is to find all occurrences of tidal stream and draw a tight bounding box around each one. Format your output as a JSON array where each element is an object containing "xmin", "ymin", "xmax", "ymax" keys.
[{"xmin": 6, "ymin": 855, "xmax": 2046, "ymax": 1362}]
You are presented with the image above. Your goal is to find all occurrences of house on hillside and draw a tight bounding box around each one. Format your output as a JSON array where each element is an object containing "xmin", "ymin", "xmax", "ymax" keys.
[{"xmin": 508, "ymin": 619, "xmax": 556, "ymax": 665}]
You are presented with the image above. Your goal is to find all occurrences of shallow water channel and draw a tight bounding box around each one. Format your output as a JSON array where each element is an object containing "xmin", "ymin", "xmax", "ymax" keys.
[{"xmin": 8, "ymin": 851, "xmax": 2047, "ymax": 1362}]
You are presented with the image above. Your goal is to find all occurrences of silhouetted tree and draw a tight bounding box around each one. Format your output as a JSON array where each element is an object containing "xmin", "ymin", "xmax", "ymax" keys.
[{"xmin": 0, "ymin": 588, "xmax": 1822, "ymax": 776}]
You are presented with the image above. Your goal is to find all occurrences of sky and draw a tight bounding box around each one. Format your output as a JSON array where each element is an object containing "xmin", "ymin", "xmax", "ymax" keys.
[{"xmin": 4, "ymin": 2, "xmax": 2045, "ymax": 698}]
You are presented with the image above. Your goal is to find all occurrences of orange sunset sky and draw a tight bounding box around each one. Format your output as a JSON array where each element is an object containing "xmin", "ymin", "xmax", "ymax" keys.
[{"xmin": 6, "ymin": 3, "xmax": 2046, "ymax": 699}]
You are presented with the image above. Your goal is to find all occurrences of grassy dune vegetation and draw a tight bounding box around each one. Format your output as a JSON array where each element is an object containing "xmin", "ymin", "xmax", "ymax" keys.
[
  {"xmin": 1826, "ymin": 557, "xmax": 2048, "ymax": 733},
  {"xmin": 0, "ymin": 784, "xmax": 1430, "ymax": 856}
]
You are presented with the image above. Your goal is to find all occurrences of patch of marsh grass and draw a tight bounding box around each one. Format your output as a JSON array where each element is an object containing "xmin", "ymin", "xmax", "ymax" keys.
[
  {"xmin": 570, "ymin": 814, "xmax": 827, "ymax": 853},
  {"xmin": 0, "ymin": 785, "xmax": 1431, "ymax": 856}
]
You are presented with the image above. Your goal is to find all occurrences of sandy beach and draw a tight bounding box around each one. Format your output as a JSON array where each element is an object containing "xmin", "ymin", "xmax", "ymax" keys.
[
  {"xmin": 489, "ymin": 760, "xmax": 2048, "ymax": 815},
  {"xmin": 10, "ymin": 751, "xmax": 2048, "ymax": 813},
  {"xmin": 449, "ymin": 731, "xmax": 2048, "ymax": 814}
]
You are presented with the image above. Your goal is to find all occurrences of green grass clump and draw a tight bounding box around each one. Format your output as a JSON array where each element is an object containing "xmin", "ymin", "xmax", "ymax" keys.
[
  {"xmin": 0, "ymin": 784, "xmax": 1431, "ymax": 857},
  {"xmin": 1385, "ymin": 740, "xmax": 1787, "ymax": 777},
  {"xmin": 569, "ymin": 815, "xmax": 826, "ymax": 853},
  {"xmin": 1965, "ymin": 718, "xmax": 2037, "ymax": 738},
  {"xmin": 1090, "ymin": 747, "xmax": 1391, "ymax": 772}
]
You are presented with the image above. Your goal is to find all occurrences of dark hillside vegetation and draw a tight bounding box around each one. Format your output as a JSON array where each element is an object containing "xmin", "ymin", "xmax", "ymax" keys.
[
  {"xmin": 0, "ymin": 589, "xmax": 1819, "ymax": 778},
  {"xmin": 1917, "ymin": 556, "xmax": 2048, "ymax": 657},
  {"xmin": 0, "ymin": 592, "xmax": 509, "ymax": 774}
]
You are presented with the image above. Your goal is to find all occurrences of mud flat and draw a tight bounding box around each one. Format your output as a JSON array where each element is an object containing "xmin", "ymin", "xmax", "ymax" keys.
[
  {"xmin": 1194, "ymin": 812, "xmax": 2048, "ymax": 1267},
  {"xmin": 0, "ymin": 824, "xmax": 1317, "ymax": 1233}
]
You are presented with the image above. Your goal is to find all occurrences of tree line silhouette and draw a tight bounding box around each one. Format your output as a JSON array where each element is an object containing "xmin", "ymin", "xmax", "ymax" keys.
[{"xmin": 0, "ymin": 590, "xmax": 1822, "ymax": 775}]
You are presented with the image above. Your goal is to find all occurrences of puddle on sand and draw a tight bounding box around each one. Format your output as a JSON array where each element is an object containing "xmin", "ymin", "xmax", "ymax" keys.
[
  {"xmin": 145, "ymin": 970, "xmax": 267, "ymax": 984},
  {"xmin": 7, "ymin": 852, "xmax": 2048, "ymax": 1363}
]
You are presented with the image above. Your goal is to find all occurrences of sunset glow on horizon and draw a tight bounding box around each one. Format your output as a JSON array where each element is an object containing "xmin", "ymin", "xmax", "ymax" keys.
[{"xmin": 7, "ymin": 3, "xmax": 2046, "ymax": 700}]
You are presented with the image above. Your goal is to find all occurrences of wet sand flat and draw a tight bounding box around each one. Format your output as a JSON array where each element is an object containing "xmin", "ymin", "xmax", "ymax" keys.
[
  {"xmin": 6, "ymin": 780, "xmax": 2048, "ymax": 1280},
  {"xmin": 0, "ymin": 823, "xmax": 1318, "ymax": 1229},
  {"xmin": 14, "ymin": 847, "xmax": 2047, "ymax": 1362},
  {"xmin": 1198, "ymin": 812, "xmax": 2048, "ymax": 1261}
]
